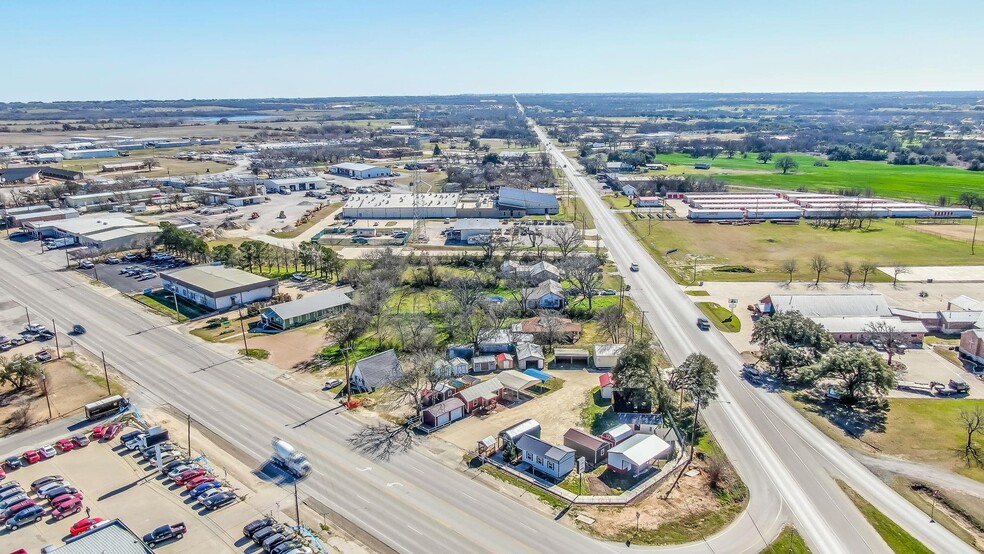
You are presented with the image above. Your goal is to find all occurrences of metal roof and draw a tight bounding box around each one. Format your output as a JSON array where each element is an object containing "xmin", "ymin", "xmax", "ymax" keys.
[
  {"xmin": 453, "ymin": 218, "xmax": 502, "ymax": 231},
  {"xmin": 498, "ymin": 369, "xmax": 540, "ymax": 391},
  {"xmin": 594, "ymin": 343, "xmax": 626, "ymax": 358},
  {"xmin": 0, "ymin": 167, "xmax": 42, "ymax": 181},
  {"xmin": 456, "ymin": 377, "xmax": 503, "ymax": 402},
  {"xmin": 766, "ymin": 294, "xmax": 893, "ymax": 318},
  {"xmin": 333, "ymin": 162, "xmax": 381, "ymax": 171},
  {"xmin": 609, "ymin": 434, "xmax": 671, "ymax": 465},
  {"xmin": 162, "ymin": 265, "xmax": 275, "ymax": 294},
  {"xmin": 52, "ymin": 519, "xmax": 153, "ymax": 553},
  {"xmin": 266, "ymin": 176, "xmax": 327, "ymax": 185},
  {"xmin": 496, "ymin": 187, "xmax": 559, "ymax": 210},
  {"xmin": 516, "ymin": 434, "xmax": 574, "ymax": 461},
  {"xmin": 811, "ymin": 316, "xmax": 927, "ymax": 334},
  {"xmin": 563, "ymin": 428, "xmax": 608, "ymax": 451},
  {"xmin": 515, "ymin": 343, "xmax": 544, "ymax": 361},
  {"xmin": 263, "ymin": 291, "xmax": 351, "ymax": 321}
]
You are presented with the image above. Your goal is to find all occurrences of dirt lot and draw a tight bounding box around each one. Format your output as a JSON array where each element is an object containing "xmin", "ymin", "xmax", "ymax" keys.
[
  {"xmin": 907, "ymin": 222, "xmax": 978, "ymax": 242},
  {"xmin": 436, "ymin": 368, "xmax": 603, "ymax": 450},
  {"xmin": 0, "ymin": 353, "xmax": 120, "ymax": 436}
]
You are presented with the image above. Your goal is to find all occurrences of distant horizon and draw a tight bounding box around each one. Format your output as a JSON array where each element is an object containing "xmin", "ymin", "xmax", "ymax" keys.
[
  {"xmin": 5, "ymin": 89, "xmax": 984, "ymax": 106},
  {"xmin": 4, "ymin": 0, "xmax": 982, "ymax": 102}
]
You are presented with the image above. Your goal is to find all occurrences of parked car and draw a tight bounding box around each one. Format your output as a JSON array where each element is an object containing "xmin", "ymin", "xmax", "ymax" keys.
[
  {"xmin": 141, "ymin": 443, "xmax": 175, "ymax": 459},
  {"xmin": 251, "ymin": 525, "xmax": 284, "ymax": 544},
  {"xmin": 22, "ymin": 450, "xmax": 42, "ymax": 464},
  {"xmin": 25, "ymin": 324, "xmax": 47, "ymax": 334},
  {"xmin": 291, "ymin": 273, "xmax": 307, "ymax": 282},
  {"xmin": 0, "ymin": 494, "xmax": 28, "ymax": 511},
  {"xmin": 91, "ymin": 426, "xmax": 108, "ymax": 439},
  {"xmin": 36, "ymin": 480, "xmax": 68, "ymax": 496},
  {"xmin": 123, "ymin": 253, "xmax": 139, "ymax": 261},
  {"xmin": 189, "ymin": 481, "xmax": 222, "ymax": 498},
  {"xmin": 39, "ymin": 445, "xmax": 57, "ymax": 459},
  {"xmin": 202, "ymin": 491, "xmax": 237, "ymax": 510},
  {"xmin": 49, "ymin": 492, "xmax": 83, "ymax": 508},
  {"xmin": 0, "ymin": 481, "xmax": 22, "ymax": 494},
  {"xmin": 142, "ymin": 522, "xmax": 187, "ymax": 547},
  {"xmin": 261, "ymin": 533, "xmax": 289, "ymax": 552},
  {"xmin": 4, "ymin": 504, "xmax": 43, "ymax": 529},
  {"xmin": 3, "ymin": 457, "xmax": 23, "ymax": 470},
  {"xmin": 102, "ymin": 422, "xmax": 124, "ymax": 440},
  {"xmin": 272, "ymin": 542, "xmax": 305, "ymax": 554},
  {"xmin": 0, "ymin": 467, "xmax": 5, "ymax": 481},
  {"xmin": 121, "ymin": 430, "xmax": 147, "ymax": 448},
  {"xmin": 79, "ymin": 260, "xmax": 94, "ymax": 270},
  {"xmin": 70, "ymin": 517, "xmax": 106, "ymax": 536},
  {"xmin": 42, "ymin": 485, "xmax": 79, "ymax": 500},
  {"xmin": 55, "ymin": 439, "xmax": 75, "ymax": 452},
  {"xmin": 0, "ymin": 498, "xmax": 33, "ymax": 520},
  {"xmin": 106, "ymin": 257, "xmax": 121, "ymax": 264},
  {"xmin": 323, "ymin": 378, "xmax": 343, "ymax": 390},
  {"xmin": 243, "ymin": 518, "xmax": 275, "ymax": 538},
  {"xmin": 72, "ymin": 435, "xmax": 90, "ymax": 448},
  {"xmin": 35, "ymin": 350, "xmax": 52, "ymax": 363},
  {"xmin": 166, "ymin": 464, "xmax": 194, "ymax": 479},
  {"xmin": 184, "ymin": 474, "xmax": 216, "ymax": 490},
  {"xmin": 173, "ymin": 468, "xmax": 207, "ymax": 485},
  {"xmin": 50, "ymin": 497, "xmax": 83, "ymax": 519}
]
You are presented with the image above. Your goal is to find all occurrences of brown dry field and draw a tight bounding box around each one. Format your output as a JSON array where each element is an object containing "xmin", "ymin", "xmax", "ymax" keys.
[
  {"xmin": 0, "ymin": 352, "xmax": 120, "ymax": 435},
  {"xmin": 0, "ymin": 120, "xmax": 311, "ymax": 146},
  {"xmin": 907, "ymin": 222, "xmax": 978, "ymax": 242}
]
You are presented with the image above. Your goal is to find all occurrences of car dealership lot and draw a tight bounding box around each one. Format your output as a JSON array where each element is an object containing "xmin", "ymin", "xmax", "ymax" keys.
[{"xmin": 0, "ymin": 428, "xmax": 254, "ymax": 553}]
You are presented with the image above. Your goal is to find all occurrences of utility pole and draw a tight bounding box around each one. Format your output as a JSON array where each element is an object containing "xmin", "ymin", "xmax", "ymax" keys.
[
  {"xmin": 187, "ymin": 413, "xmax": 193, "ymax": 456},
  {"xmin": 24, "ymin": 307, "xmax": 31, "ymax": 329},
  {"xmin": 294, "ymin": 480, "xmax": 302, "ymax": 530},
  {"xmin": 972, "ymin": 215, "xmax": 979, "ymax": 255},
  {"xmin": 41, "ymin": 373, "xmax": 52, "ymax": 420},
  {"xmin": 342, "ymin": 346, "xmax": 352, "ymax": 406},
  {"xmin": 237, "ymin": 294, "xmax": 249, "ymax": 354},
  {"xmin": 52, "ymin": 319, "xmax": 60, "ymax": 359},
  {"xmin": 101, "ymin": 351, "xmax": 111, "ymax": 396}
]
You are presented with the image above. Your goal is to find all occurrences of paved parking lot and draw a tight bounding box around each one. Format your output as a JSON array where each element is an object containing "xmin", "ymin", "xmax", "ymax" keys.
[
  {"xmin": 0, "ymin": 426, "xmax": 257, "ymax": 553},
  {"xmin": 77, "ymin": 261, "xmax": 165, "ymax": 295}
]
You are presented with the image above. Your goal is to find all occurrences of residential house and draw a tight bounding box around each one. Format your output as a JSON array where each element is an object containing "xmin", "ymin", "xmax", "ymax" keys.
[
  {"xmin": 523, "ymin": 280, "xmax": 566, "ymax": 309},
  {"xmin": 599, "ymin": 373, "xmax": 614, "ymax": 399},
  {"xmin": 516, "ymin": 343, "xmax": 545, "ymax": 370},
  {"xmin": 516, "ymin": 435, "xmax": 575, "ymax": 480},
  {"xmin": 607, "ymin": 434, "xmax": 672, "ymax": 476},
  {"xmin": 601, "ymin": 423, "xmax": 634, "ymax": 446},
  {"xmin": 421, "ymin": 398, "xmax": 466, "ymax": 428},
  {"xmin": 594, "ymin": 344, "xmax": 626, "ymax": 370},
  {"xmin": 501, "ymin": 260, "xmax": 562, "ymax": 284},
  {"xmin": 350, "ymin": 350, "xmax": 403, "ymax": 392},
  {"xmin": 513, "ymin": 316, "xmax": 582, "ymax": 344},
  {"xmin": 496, "ymin": 352, "xmax": 515, "ymax": 370},
  {"xmin": 960, "ymin": 329, "xmax": 984, "ymax": 365},
  {"xmin": 471, "ymin": 355, "xmax": 497, "ymax": 373},
  {"xmin": 455, "ymin": 377, "xmax": 504, "ymax": 412},
  {"xmin": 563, "ymin": 428, "xmax": 609, "ymax": 465},
  {"xmin": 259, "ymin": 290, "xmax": 351, "ymax": 330}
]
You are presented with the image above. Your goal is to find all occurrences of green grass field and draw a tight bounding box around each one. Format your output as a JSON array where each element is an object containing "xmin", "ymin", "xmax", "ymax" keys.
[
  {"xmin": 625, "ymin": 215, "xmax": 975, "ymax": 283},
  {"xmin": 696, "ymin": 302, "xmax": 741, "ymax": 332},
  {"xmin": 652, "ymin": 152, "xmax": 984, "ymax": 204},
  {"xmin": 837, "ymin": 480, "xmax": 933, "ymax": 554},
  {"xmin": 759, "ymin": 527, "xmax": 811, "ymax": 554}
]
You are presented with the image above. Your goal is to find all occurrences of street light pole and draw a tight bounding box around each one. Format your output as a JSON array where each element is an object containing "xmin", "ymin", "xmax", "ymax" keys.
[
  {"xmin": 294, "ymin": 480, "xmax": 301, "ymax": 530},
  {"xmin": 342, "ymin": 346, "xmax": 352, "ymax": 406},
  {"xmin": 972, "ymin": 215, "xmax": 979, "ymax": 255},
  {"xmin": 237, "ymin": 294, "xmax": 249, "ymax": 354},
  {"xmin": 24, "ymin": 307, "xmax": 31, "ymax": 330},
  {"xmin": 52, "ymin": 319, "xmax": 60, "ymax": 359},
  {"xmin": 187, "ymin": 413, "xmax": 193, "ymax": 456},
  {"xmin": 41, "ymin": 373, "xmax": 52, "ymax": 420}
]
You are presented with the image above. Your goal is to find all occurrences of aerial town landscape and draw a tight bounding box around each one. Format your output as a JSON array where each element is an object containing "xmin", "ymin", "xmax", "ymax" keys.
[{"xmin": 1, "ymin": 2, "xmax": 983, "ymax": 554}]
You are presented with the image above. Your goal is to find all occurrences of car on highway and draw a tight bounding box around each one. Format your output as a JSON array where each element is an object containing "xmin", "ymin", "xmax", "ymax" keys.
[
  {"xmin": 142, "ymin": 522, "xmax": 187, "ymax": 547},
  {"xmin": 189, "ymin": 481, "xmax": 222, "ymax": 498},
  {"xmin": 50, "ymin": 497, "xmax": 84, "ymax": 519},
  {"xmin": 22, "ymin": 450, "xmax": 42, "ymax": 464},
  {"xmin": 3, "ymin": 457, "xmax": 23, "ymax": 470},
  {"xmin": 630, "ymin": 262, "xmax": 639, "ymax": 271},
  {"xmin": 173, "ymin": 468, "xmax": 207, "ymax": 485},
  {"xmin": 39, "ymin": 444, "xmax": 57, "ymax": 459},
  {"xmin": 55, "ymin": 439, "xmax": 76, "ymax": 453},
  {"xmin": 79, "ymin": 260, "xmax": 94, "ymax": 270},
  {"xmin": 697, "ymin": 317, "xmax": 711, "ymax": 331},
  {"xmin": 4, "ymin": 504, "xmax": 43, "ymax": 529},
  {"xmin": 72, "ymin": 434, "xmax": 90, "ymax": 448},
  {"xmin": 184, "ymin": 474, "xmax": 216, "ymax": 490},
  {"xmin": 201, "ymin": 490, "xmax": 236, "ymax": 510},
  {"xmin": 70, "ymin": 517, "xmax": 106, "ymax": 536}
]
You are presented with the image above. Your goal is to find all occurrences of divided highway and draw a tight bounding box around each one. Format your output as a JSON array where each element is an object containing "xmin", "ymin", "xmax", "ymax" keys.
[{"xmin": 526, "ymin": 107, "xmax": 974, "ymax": 554}]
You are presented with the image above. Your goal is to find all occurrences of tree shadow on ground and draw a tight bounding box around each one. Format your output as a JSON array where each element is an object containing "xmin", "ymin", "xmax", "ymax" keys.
[{"xmin": 791, "ymin": 390, "xmax": 888, "ymax": 441}]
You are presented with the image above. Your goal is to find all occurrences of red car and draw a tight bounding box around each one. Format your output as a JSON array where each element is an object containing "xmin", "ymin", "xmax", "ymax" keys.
[
  {"xmin": 184, "ymin": 474, "xmax": 215, "ymax": 490},
  {"xmin": 91, "ymin": 426, "xmax": 108, "ymax": 438},
  {"xmin": 22, "ymin": 450, "xmax": 42, "ymax": 464},
  {"xmin": 0, "ymin": 467, "xmax": 6, "ymax": 481},
  {"xmin": 70, "ymin": 516, "xmax": 105, "ymax": 536},
  {"xmin": 173, "ymin": 468, "xmax": 206, "ymax": 485},
  {"xmin": 51, "ymin": 497, "xmax": 83, "ymax": 519},
  {"xmin": 55, "ymin": 439, "xmax": 76, "ymax": 453},
  {"xmin": 50, "ymin": 492, "xmax": 84, "ymax": 508},
  {"xmin": 102, "ymin": 422, "xmax": 124, "ymax": 441}
]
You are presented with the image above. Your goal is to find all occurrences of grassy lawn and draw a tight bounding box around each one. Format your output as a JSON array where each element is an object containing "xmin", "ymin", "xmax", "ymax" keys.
[
  {"xmin": 477, "ymin": 463, "xmax": 568, "ymax": 510},
  {"xmin": 239, "ymin": 348, "xmax": 270, "ymax": 360},
  {"xmin": 888, "ymin": 479, "xmax": 976, "ymax": 547},
  {"xmin": 696, "ymin": 302, "xmax": 740, "ymax": 332},
  {"xmin": 685, "ymin": 290, "xmax": 710, "ymax": 296},
  {"xmin": 837, "ymin": 480, "xmax": 933, "ymax": 554},
  {"xmin": 581, "ymin": 386, "xmax": 616, "ymax": 434},
  {"xmin": 760, "ymin": 526, "xmax": 811, "ymax": 554},
  {"xmin": 653, "ymin": 152, "xmax": 984, "ymax": 204},
  {"xmin": 270, "ymin": 202, "xmax": 344, "ymax": 239},
  {"xmin": 624, "ymin": 215, "xmax": 975, "ymax": 283},
  {"xmin": 136, "ymin": 291, "xmax": 211, "ymax": 321},
  {"xmin": 786, "ymin": 395, "xmax": 984, "ymax": 483}
]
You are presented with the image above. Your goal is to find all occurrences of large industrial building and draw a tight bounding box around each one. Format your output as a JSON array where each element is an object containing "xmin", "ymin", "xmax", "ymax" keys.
[
  {"xmin": 330, "ymin": 162, "xmax": 393, "ymax": 180},
  {"xmin": 61, "ymin": 148, "xmax": 119, "ymax": 160},
  {"xmin": 162, "ymin": 265, "xmax": 279, "ymax": 311},
  {"xmin": 263, "ymin": 176, "xmax": 328, "ymax": 192},
  {"xmin": 65, "ymin": 187, "xmax": 162, "ymax": 209},
  {"xmin": 496, "ymin": 187, "xmax": 560, "ymax": 215},
  {"xmin": 26, "ymin": 214, "xmax": 161, "ymax": 252},
  {"xmin": 683, "ymin": 192, "xmax": 974, "ymax": 221},
  {"xmin": 5, "ymin": 207, "xmax": 80, "ymax": 228},
  {"xmin": 342, "ymin": 193, "xmax": 459, "ymax": 219}
]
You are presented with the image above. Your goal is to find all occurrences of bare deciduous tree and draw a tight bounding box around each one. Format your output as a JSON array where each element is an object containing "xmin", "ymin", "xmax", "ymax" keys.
[
  {"xmin": 779, "ymin": 259, "xmax": 797, "ymax": 285},
  {"xmin": 562, "ymin": 256, "xmax": 603, "ymax": 311},
  {"xmin": 597, "ymin": 305, "xmax": 631, "ymax": 344},
  {"xmin": 809, "ymin": 255, "xmax": 830, "ymax": 287},
  {"xmin": 840, "ymin": 261, "xmax": 855, "ymax": 288},
  {"xmin": 864, "ymin": 320, "xmax": 904, "ymax": 364},
  {"xmin": 549, "ymin": 225, "xmax": 584, "ymax": 259},
  {"xmin": 892, "ymin": 262, "xmax": 909, "ymax": 288},
  {"xmin": 859, "ymin": 260, "xmax": 878, "ymax": 287},
  {"xmin": 959, "ymin": 407, "xmax": 984, "ymax": 466}
]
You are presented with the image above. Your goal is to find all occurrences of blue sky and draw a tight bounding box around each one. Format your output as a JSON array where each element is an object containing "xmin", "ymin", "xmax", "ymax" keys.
[{"xmin": 5, "ymin": 0, "xmax": 983, "ymax": 101}]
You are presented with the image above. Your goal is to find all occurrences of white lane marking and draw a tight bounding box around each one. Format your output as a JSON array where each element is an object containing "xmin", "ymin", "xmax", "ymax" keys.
[{"xmin": 407, "ymin": 525, "xmax": 423, "ymax": 535}]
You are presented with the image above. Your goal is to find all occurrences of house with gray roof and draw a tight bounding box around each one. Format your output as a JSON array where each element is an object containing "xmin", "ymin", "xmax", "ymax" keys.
[
  {"xmin": 523, "ymin": 280, "xmax": 565, "ymax": 309},
  {"xmin": 260, "ymin": 290, "xmax": 351, "ymax": 330},
  {"xmin": 761, "ymin": 294, "xmax": 893, "ymax": 318},
  {"xmin": 350, "ymin": 349, "xmax": 403, "ymax": 392},
  {"xmin": 162, "ymin": 265, "xmax": 278, "ymax": 311},
  {"xmin": 516, "ymin": 342, "xmax": 545, "ymax": 370},
  {"xmin": 516, "ymin": 434, "xmax": 575, "ymax": 479}
]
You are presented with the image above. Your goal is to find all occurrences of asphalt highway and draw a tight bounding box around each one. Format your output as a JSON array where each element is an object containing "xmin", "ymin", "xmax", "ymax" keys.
[{"xmin": 526, "ymin": 108, "xmax": 974, "ymax": 554}]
